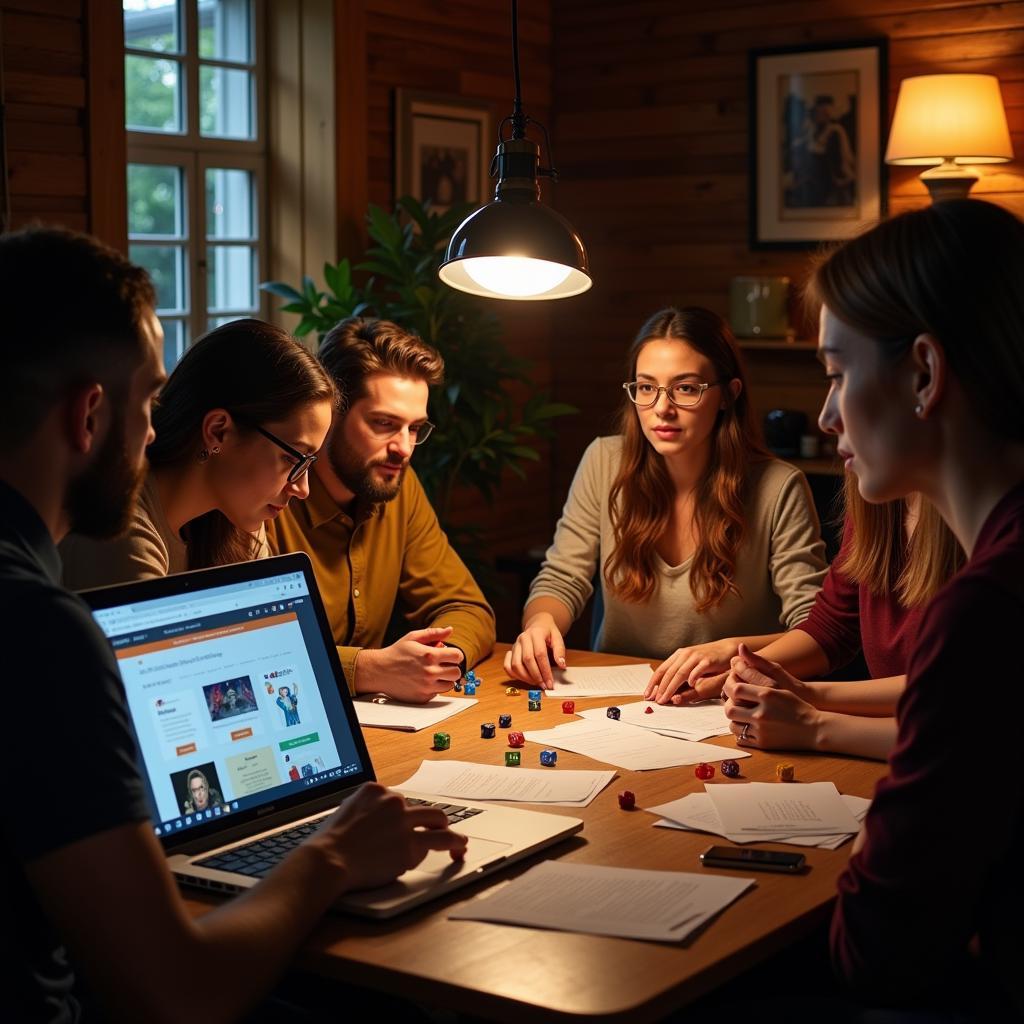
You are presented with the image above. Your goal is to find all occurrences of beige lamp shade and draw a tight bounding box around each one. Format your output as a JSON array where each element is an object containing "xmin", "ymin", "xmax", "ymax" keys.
[{"xmin": 886, "ymin": 74, "xmax": 1013, "ymax": 165}]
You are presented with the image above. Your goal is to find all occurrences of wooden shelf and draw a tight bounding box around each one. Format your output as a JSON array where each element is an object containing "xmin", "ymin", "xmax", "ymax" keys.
[{"xmin": 737, "ymin": 338, "xmax": 817, "ymax": 352}]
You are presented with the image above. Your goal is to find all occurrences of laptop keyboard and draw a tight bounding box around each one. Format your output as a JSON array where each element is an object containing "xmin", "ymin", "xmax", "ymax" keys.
[{"xmin": 195, "ymin": 799, "xmax": 483, "ymax": 879}]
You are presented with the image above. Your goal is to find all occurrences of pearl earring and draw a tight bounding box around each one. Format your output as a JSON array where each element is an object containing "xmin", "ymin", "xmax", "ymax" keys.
[{"xmin": 914, "ymin": 404, "xmax": 924, "ymax": 416}]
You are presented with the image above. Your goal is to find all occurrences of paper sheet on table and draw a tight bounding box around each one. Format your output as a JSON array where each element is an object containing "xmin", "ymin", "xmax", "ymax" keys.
[
  {"xmin": 352, "ymin": 694, "xmax": 475, "ymax": 732},
  {"xmin": 547, "ymin": 663, "xmax": 653, "ymax": 697},
  {"xmin": 522, "ymin": 718, "xmax": 749, "ymax": 771},
  {"xmin": 449, "ymin": 860, "xmax": 755, "ymax": 942},
  {"xmin": 650, "ymin": 793, "xmax": 870, "ymax": 848},
  {"xmin": 396, "ymin": 759, "xmax": 615, "ymax": 806},
  {"xmin": 578, "ymin": 701, "xmax": 733, "ymax": 741},
  {"xmin": 705, "ymin": 781, "xmax": 862, "ymax": 835}
]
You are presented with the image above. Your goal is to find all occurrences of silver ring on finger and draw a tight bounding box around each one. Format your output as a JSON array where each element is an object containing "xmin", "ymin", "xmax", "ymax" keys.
[{"xmin": 740, "ymin": 722, "xmax": 751, "ymax": 742}]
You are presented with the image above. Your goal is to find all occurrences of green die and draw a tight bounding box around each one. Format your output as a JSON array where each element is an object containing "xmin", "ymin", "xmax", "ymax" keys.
[
  {"xmin": 504, "ymin": 750, "xmax": 521, "ymax": 767},
  {"xmin": 432, "ymin": 732, "xmax": 451, "ymax": 751}
]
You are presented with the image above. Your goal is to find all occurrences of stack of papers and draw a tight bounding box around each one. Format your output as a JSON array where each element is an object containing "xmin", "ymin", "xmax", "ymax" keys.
[
  {"xmin": 548, "ymin": 663, "xmax": 653, "ymax": 697},
  {"xmin": 353, "ymin": 694, "xmax": 475, "ymax": 732},
  {"xmin": 578, "ymin": 700, "xmax": 733, "ymax": 742},
  {"xmin": 648, "ymin": 782, "xmax": 869, "ymax": 849},
  {"xmin": 396, "ymin": 760, "xmax": 615, "ymax": 807},
  {"xmin": 450, "ymin": 860, "xmax": 755, "ymax": 942},
  {"xmin": 522, "ymin": 718, "xmax": 749, "ymax": 771}
]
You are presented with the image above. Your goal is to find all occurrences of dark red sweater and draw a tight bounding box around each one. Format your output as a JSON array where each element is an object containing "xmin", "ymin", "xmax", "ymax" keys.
[
  {"xmin": 796, "ymin": 517, "xmax": 924, "ymax": 678},
  {"xmin": 831, "ymin": 481, "xmax": 1024, "ymax": 1012}
]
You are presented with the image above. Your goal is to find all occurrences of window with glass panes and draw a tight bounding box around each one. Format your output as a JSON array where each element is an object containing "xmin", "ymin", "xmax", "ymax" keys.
[{"xmin": 124, "ymin": 0, "xmax": 264, "ymax": 369}]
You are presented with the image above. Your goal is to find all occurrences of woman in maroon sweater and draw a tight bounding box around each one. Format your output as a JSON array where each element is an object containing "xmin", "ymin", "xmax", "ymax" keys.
[{"xmin": 732, "ymin": 199, "xmax": 1024, "ymax": 1016}]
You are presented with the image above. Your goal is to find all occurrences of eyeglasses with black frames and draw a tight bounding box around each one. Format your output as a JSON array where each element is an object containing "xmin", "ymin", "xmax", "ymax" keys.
[{"xmin": 254, "ymin": 425, "xmax": 318, "ymax": 483}]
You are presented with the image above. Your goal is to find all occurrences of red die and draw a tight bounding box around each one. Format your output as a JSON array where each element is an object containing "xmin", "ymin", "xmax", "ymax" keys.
[
  {"xmin": 694, "ymin": 762, "xmax": 715, "ymax": 780},
  {"xmin": 644, "ymin": 705, "xmax": 654, "ymax": 714},
  {"xmin": 507, "ymin": 731, "xmax": 525, "ymax": 748},
  {"xmin": 562, "ymin": 700, "xmax": 575, "ymax": 714},
  {"xmin": 618, "ymin": 790, "xmax": 636, "ymax": 811}
]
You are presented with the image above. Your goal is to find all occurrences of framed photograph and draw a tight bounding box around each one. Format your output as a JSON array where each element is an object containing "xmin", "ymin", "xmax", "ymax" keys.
[
  {"xmin": 395, "ymin": 90, "xmax": 492, "ymax": 212},
  {"xmin": 749, "ymin": 39, "xmax": 887, "ymax": 249}
]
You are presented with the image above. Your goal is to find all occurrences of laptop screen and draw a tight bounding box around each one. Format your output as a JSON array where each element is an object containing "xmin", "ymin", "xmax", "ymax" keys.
[{"xmin": 88, "ymin": 558, "xmax": 369, "ymax": 842}]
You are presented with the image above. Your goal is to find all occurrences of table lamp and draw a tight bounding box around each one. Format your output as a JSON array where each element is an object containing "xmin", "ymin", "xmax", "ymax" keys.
[{"xmin": 885, "ymin": 74, "xmax": 1013, "ymax": 202}]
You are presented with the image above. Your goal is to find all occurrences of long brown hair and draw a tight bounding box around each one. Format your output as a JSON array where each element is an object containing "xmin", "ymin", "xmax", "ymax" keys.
[
  {"xmin": 838, "ymin": 476, "xmax": 964, "ymax": 607},
  {"xmin": 147, "ymin": 319, "xmax": 338, "ymax": 569},
  {"xmin": 604, "ymin": 307, "xmax": 771, "ymax": 611}
]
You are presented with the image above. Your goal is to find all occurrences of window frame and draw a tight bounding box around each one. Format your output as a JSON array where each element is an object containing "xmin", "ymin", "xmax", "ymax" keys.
[{"xmin": 125, "ymin": 0, "xmax": 268, "ymax": 355}]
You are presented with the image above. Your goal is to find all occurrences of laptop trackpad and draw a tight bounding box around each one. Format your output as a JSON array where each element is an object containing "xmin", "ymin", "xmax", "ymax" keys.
[{"xmin": 414, "ymin": 835, "xmax": 510, "ymax": 876}]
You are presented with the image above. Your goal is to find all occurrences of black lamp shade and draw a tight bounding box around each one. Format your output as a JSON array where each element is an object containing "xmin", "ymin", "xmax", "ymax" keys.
[{"xmin": 439, "ymin": 195, "xmax": 592, "ymax": 300}]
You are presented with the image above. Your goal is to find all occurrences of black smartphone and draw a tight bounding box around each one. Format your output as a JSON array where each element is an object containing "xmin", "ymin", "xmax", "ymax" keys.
[{"xmin": 699, "ymin": 845, "xmax": 807, "ymax": 874}]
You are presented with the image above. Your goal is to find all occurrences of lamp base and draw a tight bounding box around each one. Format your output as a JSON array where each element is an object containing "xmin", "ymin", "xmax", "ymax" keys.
[{"xmin": 920, "ymin": 161, "xmax": 979, "ymax": 203}]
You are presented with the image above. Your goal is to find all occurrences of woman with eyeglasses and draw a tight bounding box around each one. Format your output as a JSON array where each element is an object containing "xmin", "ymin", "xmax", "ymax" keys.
[
  {"xmin": 505, "ymin": 306, "xmax": 827, "ymax": 688},
  {"xmin": 60, "ymin": 318, "xmax": 337, "ymax": 587}
]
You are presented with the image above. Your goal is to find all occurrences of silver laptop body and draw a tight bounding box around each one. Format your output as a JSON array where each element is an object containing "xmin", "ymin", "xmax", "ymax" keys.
[{"xmin": 83, "ymin": 553, "xmax": 581, "ymax": 918}]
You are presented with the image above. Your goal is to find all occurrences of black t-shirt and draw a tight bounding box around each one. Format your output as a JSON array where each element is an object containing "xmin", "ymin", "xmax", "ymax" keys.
[{"xmin": 0, "ymin": 481, "xmax": 149, "ymax": 1022}]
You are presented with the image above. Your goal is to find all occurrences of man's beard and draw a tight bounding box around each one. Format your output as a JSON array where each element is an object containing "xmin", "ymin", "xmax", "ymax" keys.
[
  {"xmin": 65, "ymin": 413, "xmax": 147, "ymax": 539},
  {"xmin": 329, "ymin": 443, "xmax": 407, "ymax": 504}
]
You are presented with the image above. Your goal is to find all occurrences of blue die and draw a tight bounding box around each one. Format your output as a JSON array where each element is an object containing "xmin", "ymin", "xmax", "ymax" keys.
[
  {"xmin": 480, "ymin": 722, "xmax": 496, "ymax": 739},
  {"xmin": 527, "ymin": 689, "xmax": 542, "ymax": 702},
  {"xmin": 498, "ymin": 713, "xmax": 512, "ymax": 728},
  {"xmin": 463, "ymin": 682, "xmax": 477, "ymax": 695},
  {"xmin": 539, "ymin": 749, "xmax": 558, "ymax": 767},
  {"xmin": 466, "ymin": 669, "xmax": 479, "ymax": 686}
]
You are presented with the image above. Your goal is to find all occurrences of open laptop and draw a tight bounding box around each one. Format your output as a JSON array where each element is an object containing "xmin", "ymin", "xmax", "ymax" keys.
[{"xmin": 82, "ymin": 553, "xmax": 581, "ymax": 918}]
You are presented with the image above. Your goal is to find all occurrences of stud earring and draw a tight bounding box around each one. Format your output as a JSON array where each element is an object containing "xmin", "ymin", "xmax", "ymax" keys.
[
  {"xmin": 914, "ymin": 403, "xmax": 924, "ymax": 416},
  {"xmin": 198, "ymin": 445, "xmax": 221, "ymax": 463}
]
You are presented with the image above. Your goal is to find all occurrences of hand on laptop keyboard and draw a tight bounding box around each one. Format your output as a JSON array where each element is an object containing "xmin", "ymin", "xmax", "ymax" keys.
[{"xmin": 308, "ymin": 782, "xmax": 468, "ymax": 893}]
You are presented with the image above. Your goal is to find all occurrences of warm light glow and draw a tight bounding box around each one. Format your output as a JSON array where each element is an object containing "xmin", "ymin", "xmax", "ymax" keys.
[
  {"xmin": 886, "ymin": 74, "xmax": 1014, "ymax": 165},
  {"xmin": 462, "ymin": 256, "xmax": 573, "ymax": 297}
]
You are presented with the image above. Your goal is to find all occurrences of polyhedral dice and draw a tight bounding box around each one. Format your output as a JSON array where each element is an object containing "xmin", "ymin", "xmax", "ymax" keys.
[
  {"xmin": 694, "ymin": 762, "xmax": 715, "ymax": 780},
  {"xmin": 528, "ymin": 689, "xmax": 542, "ymax": 702},
  {"xmin": 453, "ymin": 681, "xmax": 462, "ymax": 692},
  {"xmin": 721, "ymin": 759, "xmax": 741, "ymax": 779},
  {"xmin": 644, "ymin": 705, "xmax": 654, "ymax": 714},
  {"xmin": 505, "ymin": 751, "xmax": 521, "ymax": 767},
  {"xmin": 561, "ymin": 700, "xmax": 575, "ymax": 714},
  {"xmin": 498, "ymin": 713, "xmax": 512, "ymax": 728},
  {"xmin": 528, "ymin": 699, "xmax": 542, "ymax": 711},
  {"xmin": 480, "ymin": 723, "xmax": 496, "ymax": 739},
  {"xmin": 618, "ymin": 790, "xmax": 636, "ymax": 810},
  {"xmin": 776, "ymin": 763, "xmax": 795, "ymax": 782},
  {"xmin": 507, "ymin": 731, "xmax": 525, "ymax": 748},
  {"xmin": 463, "ymin": 682, "xmax": 477, "ymax": 696},
  {"xmin": 539, "ymin": 749, "xmax": 558, "ymax": 767},
  {"xmin": 606, "ymin": 706, "xmax": 621, "ymax": 720},
  {"xmin": 433, "ymin": 732, "xmax": 450, "ymax": 751},
  {"xmin": 505, "ymin": 686, "xmax": 520, "ymax": 697}
]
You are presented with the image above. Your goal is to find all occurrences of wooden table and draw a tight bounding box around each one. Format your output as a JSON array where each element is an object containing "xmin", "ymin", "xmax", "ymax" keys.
[{"xmin": 196, "ymin": 646, "xmax": 887, "ymax": 1021}]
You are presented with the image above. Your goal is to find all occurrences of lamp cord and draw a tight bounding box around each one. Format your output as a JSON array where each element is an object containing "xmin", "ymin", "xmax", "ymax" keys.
[{"xmin": 511, "ymin": 0, "xmax": 525, "ymax": 139}]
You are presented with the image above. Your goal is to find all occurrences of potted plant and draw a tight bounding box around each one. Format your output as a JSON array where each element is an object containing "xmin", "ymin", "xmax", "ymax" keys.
[{"xmin": 261, "ymin": 197, "xmax": 574, "ymax": 567}]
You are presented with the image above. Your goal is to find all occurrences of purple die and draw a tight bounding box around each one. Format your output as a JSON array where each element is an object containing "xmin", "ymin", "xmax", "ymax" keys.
[
  {"xmin": 480, "ymin": 722, "xmax": 496, "ymax": 739},
  {"xmin": 721, "ymin": 759, "xmax": 741, "ymax": 779},
  {"xmin": 606, "ymin": 706, "xmax": 621, "ymax": 720},
  {"xmin": 498, "ymin": 713, "xmax": 512, "ymax": 729}
]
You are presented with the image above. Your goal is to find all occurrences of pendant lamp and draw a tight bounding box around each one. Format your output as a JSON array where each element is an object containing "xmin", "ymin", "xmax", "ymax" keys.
[{"xmin": 438, "ymin": 0, "xmax": 591, "ymax": 301}]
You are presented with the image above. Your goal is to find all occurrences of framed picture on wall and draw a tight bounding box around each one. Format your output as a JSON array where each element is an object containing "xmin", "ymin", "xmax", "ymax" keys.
[
  {"xmin": 395, "ymin": 90, "xmax": 492, "ymax": 212},
  {"xmin": 749, "ymin": 39, "xmax": 888, "ymax": 250}
]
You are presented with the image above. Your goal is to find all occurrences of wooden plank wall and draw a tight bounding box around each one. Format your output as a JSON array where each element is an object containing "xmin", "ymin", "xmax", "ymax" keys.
[
  {"xmin": 1, "ymin": 0, "xmax": 88, "ymax": 233},
  {"xmin": 548, "ymin": 0, "xmax": 1024, "ymax": 502},
  {"xmin": 336, "ymin": 0, "xmax": 560, "ymax": 566}
]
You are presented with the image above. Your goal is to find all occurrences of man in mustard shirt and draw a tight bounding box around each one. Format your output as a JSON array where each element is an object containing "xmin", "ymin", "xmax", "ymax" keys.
[{"xmin": 266, "ymin": 317, "xmax": 496, "ymax": 702}]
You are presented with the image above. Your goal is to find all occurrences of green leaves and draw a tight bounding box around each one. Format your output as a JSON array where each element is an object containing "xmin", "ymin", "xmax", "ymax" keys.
[{"xmin": 259, "ymin": 196, "xmax": 577, "ymax": 558}]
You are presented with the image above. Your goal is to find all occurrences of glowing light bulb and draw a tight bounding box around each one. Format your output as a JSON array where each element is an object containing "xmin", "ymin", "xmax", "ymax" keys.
[{"xmin": 462, "ymin": 256, "xmax": 573, "ymax": 297}]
